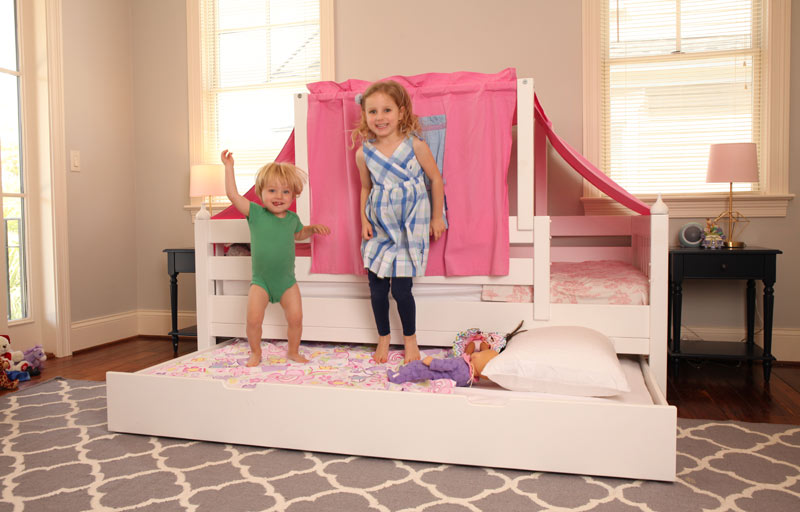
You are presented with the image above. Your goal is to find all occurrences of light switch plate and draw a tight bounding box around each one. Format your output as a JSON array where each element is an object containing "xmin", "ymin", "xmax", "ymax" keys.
[{"xmin": 70, "ymin": 150, "xmax": 80, "ymax": 172}]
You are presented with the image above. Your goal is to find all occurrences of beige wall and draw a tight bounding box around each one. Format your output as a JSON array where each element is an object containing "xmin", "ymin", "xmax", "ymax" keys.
[
  {"xmin": 58, "ymin": 0, "xmax": 798, "ymax": 356},
  {"xmin": 62, "ymin": 0, "xmax": 138, "ymax": 321},
  {"xmin": 130, "ymin": 0, "xmax": 195, "ymax": 315}
]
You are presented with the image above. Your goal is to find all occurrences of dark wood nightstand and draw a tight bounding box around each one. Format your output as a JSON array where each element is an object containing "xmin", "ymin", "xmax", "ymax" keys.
[
  {"xmin": 669, "ymin": 246, "xmax": 781, "ymax": 382},
  {"xmin": 164, "ymin": 248, "xmax": 196, "ymax": 355}
]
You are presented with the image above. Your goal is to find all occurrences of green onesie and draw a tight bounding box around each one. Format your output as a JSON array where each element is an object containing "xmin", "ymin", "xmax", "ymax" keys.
[{"xmin": 247, "ymin": 201, "xmax": 303, "ymax": 303}]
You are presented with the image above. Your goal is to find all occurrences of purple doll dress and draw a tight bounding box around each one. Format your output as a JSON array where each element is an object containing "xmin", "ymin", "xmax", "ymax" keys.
[{"xmin": 387, "ymin": 355, "xmax": 474, "ymax": 387}]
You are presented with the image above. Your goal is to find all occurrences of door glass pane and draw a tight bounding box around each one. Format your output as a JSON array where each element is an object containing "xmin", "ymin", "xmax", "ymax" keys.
[
  {"xmin": 0, "ymin": 72, "xmax": 22, "ymax": 194},
  {"xmin": 0, "ymin": 0, "xmax": 17, "ymax": 71},
  {"xmin": 3, "ymin": 196, "xmax": 27, "ymax": 321}
]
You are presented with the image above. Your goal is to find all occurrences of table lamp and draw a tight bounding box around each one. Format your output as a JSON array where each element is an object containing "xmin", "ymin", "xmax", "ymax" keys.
[
  {"xmin": 706, "ymin": 143, "xmax": 759, "ymax": 248},
  {"xmin": 190, "ymin": 164, "xmax": 226, "ymax": 219}
]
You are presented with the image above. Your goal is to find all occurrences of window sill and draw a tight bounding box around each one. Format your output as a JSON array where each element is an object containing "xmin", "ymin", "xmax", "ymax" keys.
[{"xmin": 581, "ymin": 194, "xmax": 794, "ymax": 218}]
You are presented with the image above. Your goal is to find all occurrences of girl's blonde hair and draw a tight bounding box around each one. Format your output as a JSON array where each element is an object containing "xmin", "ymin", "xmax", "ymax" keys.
[
  {"xmin": 351, "ymin": 80, "xmax": 420, "ymax": 146},
  {"xmin": 254, "ymin": 162, "xmax": 307, "ymax": 199}
]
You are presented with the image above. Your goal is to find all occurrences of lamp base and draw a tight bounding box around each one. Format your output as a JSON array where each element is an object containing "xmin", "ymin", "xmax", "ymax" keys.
[{"xmin": 724, "ymin": 240, "xmax": 745, "ymax": 248}]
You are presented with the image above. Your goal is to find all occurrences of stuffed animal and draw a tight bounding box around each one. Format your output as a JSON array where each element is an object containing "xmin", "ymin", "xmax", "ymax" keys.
[
  {"xmin": 1, "ymin": 358, "xmax": 18, "ymax": 390},
  {"xmin": 0, "ymin": 335, "xmax": 28, "ymax": 372},
  {"xmin": 387, "ymin": 341, "xmax": 500, "ymax": 387},
  {"xmin": 23, "ymin": 345, "xmax": 46, "ymax": 376}
]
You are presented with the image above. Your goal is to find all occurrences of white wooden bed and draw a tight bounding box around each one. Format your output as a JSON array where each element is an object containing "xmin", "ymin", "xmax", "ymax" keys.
[{"xmin": 107, "ymin": 78, "xmax": 676, "ymax": 481}]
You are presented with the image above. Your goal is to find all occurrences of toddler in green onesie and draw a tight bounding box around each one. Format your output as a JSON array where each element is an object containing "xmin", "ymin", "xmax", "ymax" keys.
[
  {"xmin": 221, "ymin": 150, "xmax": 331, "ymax": 367},
  {"xmin": 248, "ymin": 202, "xmax": 302, "ymax": 303}
]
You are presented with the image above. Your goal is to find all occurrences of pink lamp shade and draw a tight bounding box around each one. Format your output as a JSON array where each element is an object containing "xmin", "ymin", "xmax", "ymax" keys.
[
  {"xmin": 706, "ymin": 143, "xmax": 759, "ymax": 184},
  {"xmin": 189, "ymin": 164, "xmax": 226, "ymax": 198}
]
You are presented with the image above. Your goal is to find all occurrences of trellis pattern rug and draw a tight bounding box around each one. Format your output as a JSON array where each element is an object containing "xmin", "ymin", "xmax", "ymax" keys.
[{"xmin": 1, "ymin": 378, "xmax": 799, "ymax": 511}]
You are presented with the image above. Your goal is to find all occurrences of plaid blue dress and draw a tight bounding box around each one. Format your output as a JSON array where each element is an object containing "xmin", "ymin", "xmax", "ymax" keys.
[{"xmin": 362, "ymin": 136, "xmax": 431, "ymax": 278}]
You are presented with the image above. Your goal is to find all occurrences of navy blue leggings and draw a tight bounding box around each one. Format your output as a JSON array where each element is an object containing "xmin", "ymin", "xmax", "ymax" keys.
[{"xmin": 367, "ymin": 271, "xmax": 416, "ymax": 336}]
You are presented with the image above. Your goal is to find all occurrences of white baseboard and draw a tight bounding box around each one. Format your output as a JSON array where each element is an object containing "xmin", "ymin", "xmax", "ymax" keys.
[
  {"xmin": 678, "ymin": 326, "xmax": 800, "ymax": 363},
  {"xmin": 70, "ymin": 311, "xmax": 139, "ymax": 352},
  {"xmin": 70, "ymin": 309, "xmax": 197, "ymax": 352},
  {"xmin": 136, "ymin": 309, "xmax": 197, "ymax": 337}
]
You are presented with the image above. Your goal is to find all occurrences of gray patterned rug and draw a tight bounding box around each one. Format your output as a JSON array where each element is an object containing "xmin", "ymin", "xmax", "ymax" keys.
[{"xmin": 1, "ymin": 379, "xmax": 799, "ymax": 512}]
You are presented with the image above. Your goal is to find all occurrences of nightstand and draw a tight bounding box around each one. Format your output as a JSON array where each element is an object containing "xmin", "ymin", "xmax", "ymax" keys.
[
  {"xmin": 668, "ymin": 246, "xmax": 781, "ymax": 382},
  {"xmin": 164, "ymin": 248, "xmax": 196, "ymax": 355}
]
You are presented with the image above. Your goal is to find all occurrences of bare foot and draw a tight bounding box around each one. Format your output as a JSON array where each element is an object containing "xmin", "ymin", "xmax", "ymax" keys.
[
  {"xmin": 373, "ymin": 335, "xmax": 391, "ymax": 363},
  {"xmin": 245, "ymin": 351, "xmax": 262, "ymax": 367},
  {"xmin": 403, "ymin": 335, "xmax": 420, "ymax": 363},
  {"xmin": 287, "ymin": 351, "xmax": 309, "ymax": 363}
]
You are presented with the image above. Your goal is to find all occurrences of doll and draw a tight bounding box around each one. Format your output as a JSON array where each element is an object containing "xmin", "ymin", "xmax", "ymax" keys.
[
  {"xmin": 451, "ymin": 320, "xmax": 526, "ymax": 358},
  {"xmin": 386, "ymin": 341, "xmax": 499, "ymax": 387}
]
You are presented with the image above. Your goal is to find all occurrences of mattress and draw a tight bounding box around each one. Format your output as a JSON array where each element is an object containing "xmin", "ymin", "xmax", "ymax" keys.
[{"xmin": 140, "ymin": 339, "xmax": 652, "ymax": 404}]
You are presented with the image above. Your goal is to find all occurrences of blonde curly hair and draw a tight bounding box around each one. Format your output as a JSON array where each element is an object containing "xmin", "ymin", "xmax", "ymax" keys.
[
  {"xmin": 254, "ymin": 162, "xmax": 307, "ymax": 199},
  {"xmin": 351, "ymin": 80, "xmax": 420, "ymax": 147}
]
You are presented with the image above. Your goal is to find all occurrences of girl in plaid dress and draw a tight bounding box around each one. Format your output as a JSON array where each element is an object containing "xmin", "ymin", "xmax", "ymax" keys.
[{"xmin": 353, "ymin": 81, "xmax": 446, "ymax": 364}]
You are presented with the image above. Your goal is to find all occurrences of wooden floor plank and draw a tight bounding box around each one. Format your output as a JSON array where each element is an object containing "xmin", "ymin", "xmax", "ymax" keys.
[{"xmin": 3, "ymin": 337, "xmax": 800, "ymax": 424}]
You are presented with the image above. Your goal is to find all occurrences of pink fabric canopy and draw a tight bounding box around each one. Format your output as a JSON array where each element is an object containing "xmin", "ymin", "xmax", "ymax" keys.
[
  {"xmin": 533, "ymin": 95, "xmax": 650, "ymax": 215},
  {"xmin": 214, "ymin": 68, "xmax": 650, "ymax": 277},
  {"xmin": 304, "ymin": 69, "xmax": 517, "ymax": 276}
]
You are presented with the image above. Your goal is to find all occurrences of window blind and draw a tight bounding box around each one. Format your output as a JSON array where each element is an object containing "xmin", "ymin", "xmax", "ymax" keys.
[
  {"xmin": 601, "ymin": 0, "xmax": 762, "ymax": 194},
  {"xmin": 200, "ymin": 0, "xmax": 321, "ymax": 193}
]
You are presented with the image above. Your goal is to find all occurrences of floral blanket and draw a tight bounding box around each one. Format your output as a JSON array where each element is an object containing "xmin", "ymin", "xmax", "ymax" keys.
[
  {"xmin": 141, "ymin": 339, "xmax": 456, "ymax": 393},
  {"xmin": 482, "ymin": 260, "xmax": 649, "ymax": 305}
]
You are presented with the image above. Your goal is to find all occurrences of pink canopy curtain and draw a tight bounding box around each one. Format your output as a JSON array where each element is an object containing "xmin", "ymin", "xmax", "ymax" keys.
[
  {"xmin": 307, "ymin": 68, "xmax": 517, "ymax": 275},
  {"xmin": 533, "ymin": 95, "xmax": 651, "ymax": 215}
]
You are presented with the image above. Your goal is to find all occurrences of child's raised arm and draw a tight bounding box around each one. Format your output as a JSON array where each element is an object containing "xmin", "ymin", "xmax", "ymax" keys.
[
  {"xmin": 412, "ymin": 138, "xmax": 445, "ymax": 240},
  {"xmin": 355, "ymin": 147, "xmax": 373, "ymax": 240},
  {"xmin": 221, "ymin": 150, "xmax": 250, "ymax": 217}
]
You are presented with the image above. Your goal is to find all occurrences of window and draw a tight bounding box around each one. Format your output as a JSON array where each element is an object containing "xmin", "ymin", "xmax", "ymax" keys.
[
  {"xmin": 191, "ymin": 0, "xmax": 333, "ymax": 196},
  {"xmin": 583, "ymin": 0, "xmax": 791, "ymax": 216},
  {"xmin": 0, "ymin": 0, "xmax": 30, "ymax": 322}
]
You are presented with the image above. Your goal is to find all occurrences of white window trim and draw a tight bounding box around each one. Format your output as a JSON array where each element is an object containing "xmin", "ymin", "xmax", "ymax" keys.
[
  {"xmin": 185, "ymin": 0, "xmax": 335, "ymax": 213},
  {"xmin": 581, "ymin": 0, "xmax": 794, "ymax": 218}
]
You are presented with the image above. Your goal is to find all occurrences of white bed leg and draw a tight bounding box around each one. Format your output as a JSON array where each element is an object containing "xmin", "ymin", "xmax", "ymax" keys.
[{"xmin": 194, "ymin": 217, "xmax": 214, "ymax": 350}]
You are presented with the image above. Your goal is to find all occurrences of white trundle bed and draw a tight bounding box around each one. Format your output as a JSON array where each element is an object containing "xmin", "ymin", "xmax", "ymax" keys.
[{"xmin": 107, "ymin": 74, "xmax": 676, "ymax": 481}]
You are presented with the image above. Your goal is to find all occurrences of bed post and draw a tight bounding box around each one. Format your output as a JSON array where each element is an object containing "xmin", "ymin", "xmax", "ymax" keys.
[
  {"xmin": 648, "ymin": 196, "xmax": 669, "ymax": 394},
  {"xmin": 517, "ymin": 78, "xmax": 534, "ymax": 230},
  {"xmin": 194, "ymin": 217, "xmax": 213, "ymax": 350},
  {"xmin": 534, "ymin": 216, "xmax": 551, "ymax": 320},
  {"xmin": 294, "ymin": 92, "xmax": 310, "ymax": 226}
]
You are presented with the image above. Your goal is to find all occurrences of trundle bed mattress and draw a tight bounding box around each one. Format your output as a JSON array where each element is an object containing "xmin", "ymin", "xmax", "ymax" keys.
[{"xmin": 107, "ymin": 339, "xmax": 676, "ymax": 481}]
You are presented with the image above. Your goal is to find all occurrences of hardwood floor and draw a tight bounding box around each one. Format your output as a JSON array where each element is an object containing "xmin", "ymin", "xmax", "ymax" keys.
[
  {"xmin": 668, "ymin": 358, "xmax": 800, "ymax": 424},
  {"xmin": 3, "ymin": 337, "xmax": 800, "ymax": 424}
]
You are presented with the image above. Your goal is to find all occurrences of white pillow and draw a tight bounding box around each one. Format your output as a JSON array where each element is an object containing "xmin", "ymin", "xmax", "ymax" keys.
[{"xmin": 481, "ymin": 326, "xmax": 630, "ymax": 396}]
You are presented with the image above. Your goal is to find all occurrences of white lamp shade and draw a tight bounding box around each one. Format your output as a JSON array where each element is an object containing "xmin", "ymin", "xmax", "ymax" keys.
[
  {"xmin": 190, "ymin": 164, "xmax": 226, "ymax": 197},
  {"xmin": 706, "ymin": 143, "xmax": 759, "ymax": 183}
]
